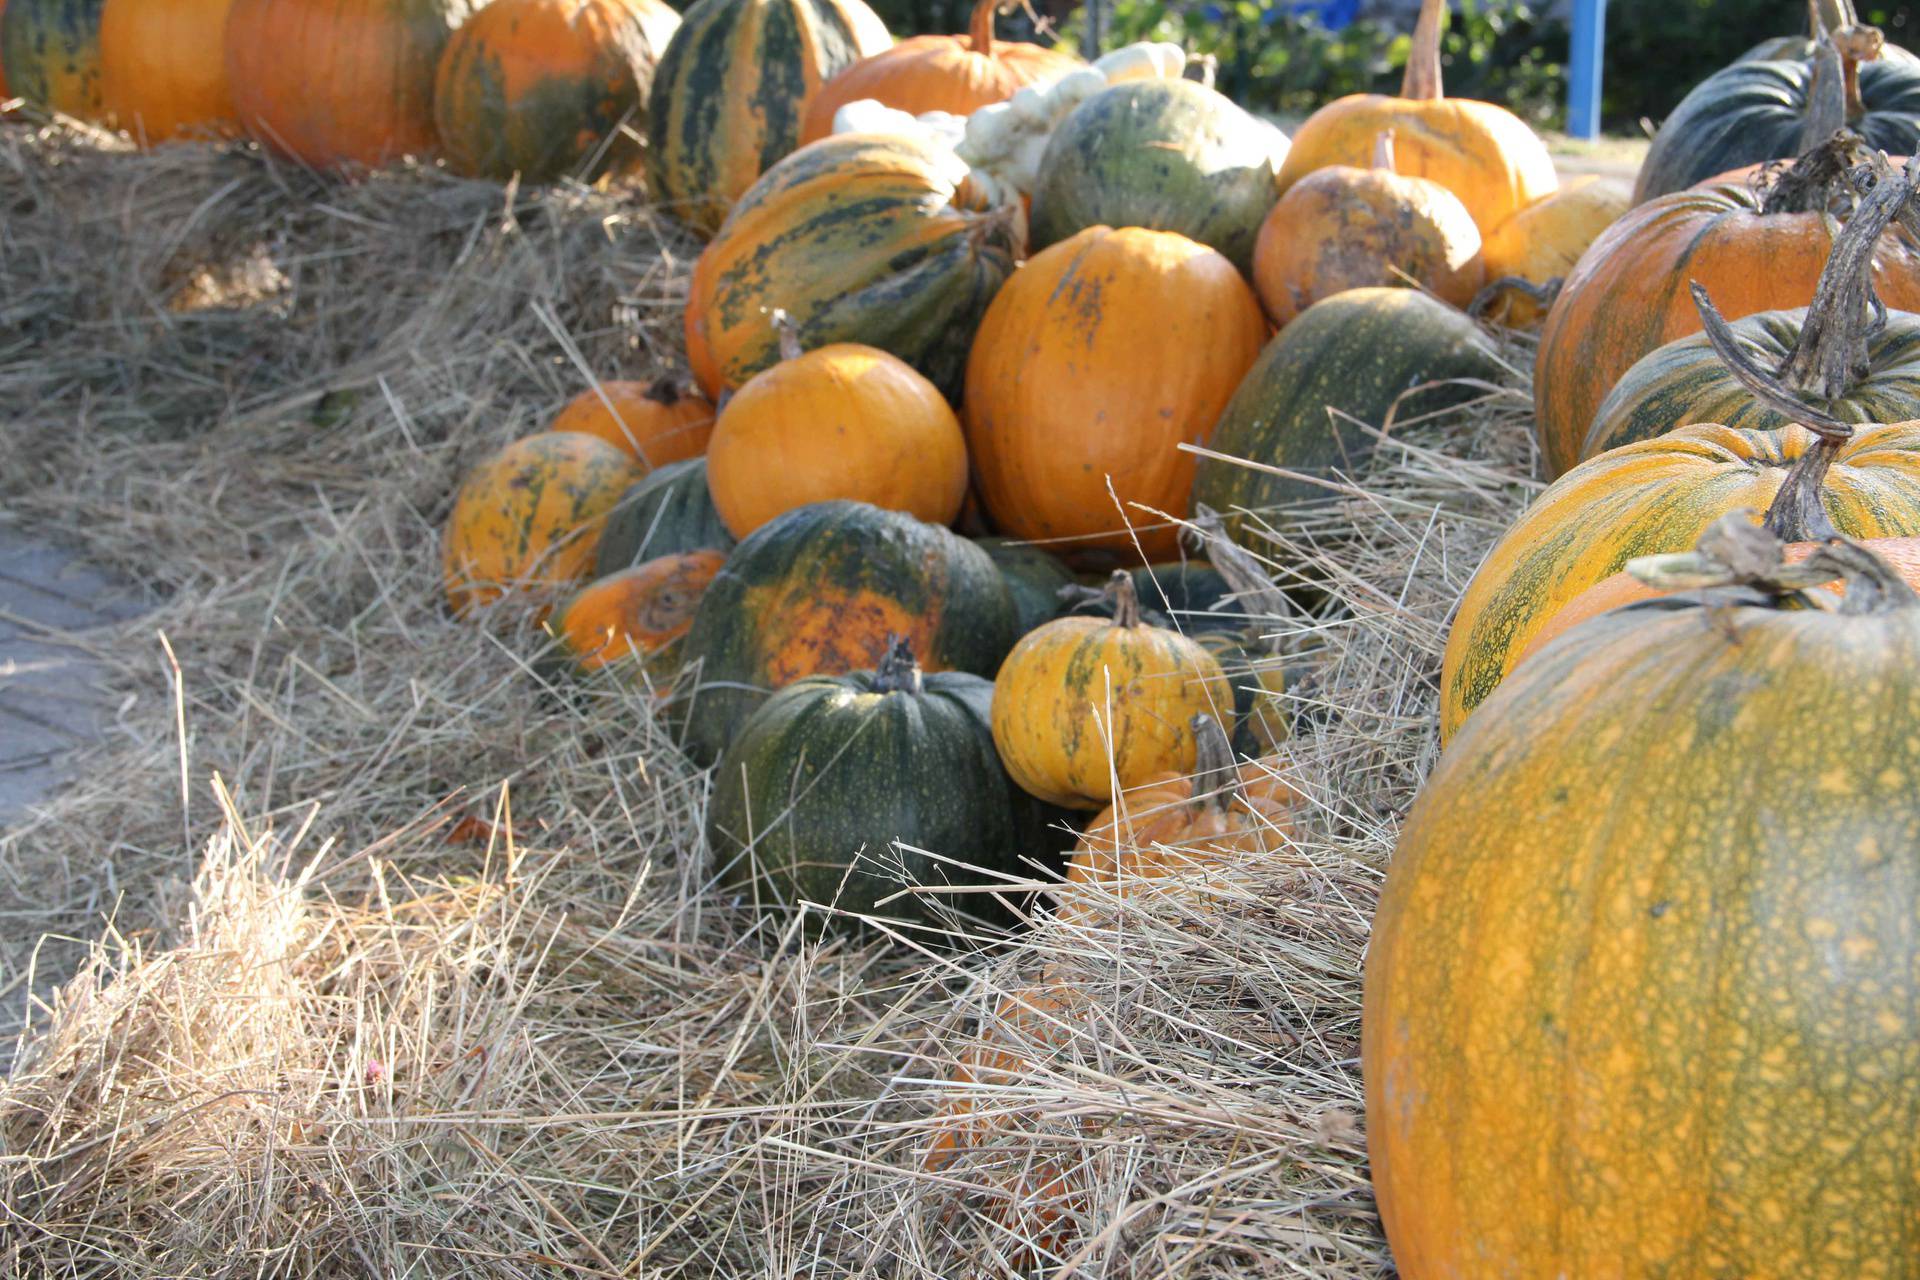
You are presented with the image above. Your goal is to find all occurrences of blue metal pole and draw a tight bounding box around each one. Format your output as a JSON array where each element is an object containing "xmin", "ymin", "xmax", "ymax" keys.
[{"xmin": 1568, "ymin": 0, "xmax": 1607, "ymax": 141}]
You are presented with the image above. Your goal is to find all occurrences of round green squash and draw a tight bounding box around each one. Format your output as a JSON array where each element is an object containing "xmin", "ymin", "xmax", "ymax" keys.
[
  {"xmin": 1028, "ymin": 77, "xmax": 1286, "ymax": 277},
  {"xmin": 594, "ymin": 458, "xmax": 735, "ymax": 576},
  {"xmin": 1367, "ymin": 532, "xmax": 1920, "ymax": 1275},
  {"xmin": 707, "ymin": 637, "xmax": 1067, "ymax": 933},
  {"xmin": 975, "ymin": 535, "xmax": 1075, "ymax": 637},
  {"xmin": 1191, "ymin": 287, "xmax": 1504, "ymax": 542},
  {"xmin": 1, "ymin": 0, "xmax": 107, "ymax": 119},
  {"xmin": 678, "ymin": 499, "xmax": 1017, "ymax": 764},
  {"xmin": 1065, "ymin": 562, "xmax": 1244, "ymax": 634},
  {"xmin": 643, "ymin": 0, "xmax": 890, "ymax": 236}
]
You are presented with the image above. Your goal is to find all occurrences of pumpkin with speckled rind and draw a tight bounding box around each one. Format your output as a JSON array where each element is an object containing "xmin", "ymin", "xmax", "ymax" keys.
[
  {"xmin": 433, "ymin": 0, "xmax": 680, "ymax": 181},
  {"xmin": 990, "ymin": 572, "xmax": 1233, "ymax": 810},
  {"xmin": 1476, "ymin": 174, "xmax": 1630, "ymax": 327},
  {"xmin": 1, "ymin": 0, "xmax": 107, "ymax": 118},
  {"xmin": 678, "ymin": 499, "xmax": 1015, "ymax": 764},
  {"xmin": 552, "ymin": 549, "xmax": 725, "ymax": 671},
  {"xmin": 594, "ymin": 458, "xmax": 735, "ymax": 575},
  {"xmin": 686, "ymin": 131, "xmax": 1018, "ymax": 402},
  {"xmin": 1191, "ymin": 288, "xmax": 1503, "ymax": 542},
  {"xmin": 1028, "ymin": 77, "xmax": 1287, "ymax": 277},
  {"xmin": 550, "ymin": 376, "xmax": 714, "ymax": 468},
  {"xmin": 1274, "ymin": 0, "xmax": 1555, "ymax": 238},
  {"xmin": 226, "ymin": 0, "xmax": 480, "ymax": 169},
  {"xmin": 1438, "ymin": 421, "xmax": 1920, "ymax": 741},
  {"xmin": 99, "ymin": 0, "xmax": 241, "ymax": 143},
  {"xmin": 964, "ymin": 226, "xmax": 1267, "ymax": 560},
  {"xmin": 643, "ymin": 0, "xmax": 890, "ymax": 236},
  {"xmin": 976, "ymin": 536, "xmax": 1075, "ymax": 636},
  {"xmin": 442, "ymin": 431, "xmax": 645, "ymax": 616},
  {"xmin": 1368, "ymin": 538, "xmax": 1920, "ymax": 1278}
]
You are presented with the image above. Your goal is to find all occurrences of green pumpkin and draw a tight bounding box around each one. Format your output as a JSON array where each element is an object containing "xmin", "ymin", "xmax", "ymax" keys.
[
  {"xmin": 1195, "ymin": 628, "xmax": 1288, "ymax": 757},
  {"xmin": 595, "ymin": 459, "xmax": 735, "ymax": 576},
  {"xmin": 1028, "ymin": 78, "xmax": 1284, "ymax": 277},
  {"xmin": 1, "ymin": 0, "xmax": 107, "ymax": 118},
  {"xmin": 678, "ymin": 499, "xmax": 1017, "ymax": 764},
  {"xmin": 1191, "ymin": 288, "xmax": 1503, "ymax": 542},
  {"xmin": 643, "ymin": 0, "xmax": 890, "ymax": 235},
  {"xmin": 975, "ymin": 536, "xmax": 1075, "ymax": 636},
  {"xmin": 708, "ymin": 638, "xmax": 1067, "ymax": 933}
]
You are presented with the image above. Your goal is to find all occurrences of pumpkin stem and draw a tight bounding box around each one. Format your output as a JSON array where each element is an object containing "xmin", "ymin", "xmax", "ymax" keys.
[
  {"xmin": 873, "ymin": 633, "xmax": 924, "ymax": 694},
  {"xmin": 1187, "ymin": 505, "xmax": 1293, "ymax": 642},
  {"xmin": 1811, "ymin": 0, "xmax": 1861, "ymax": 37},
  {"xmin": 1400, "ymin": 0, "xmax": 1446, "ymax": 101},
  {"xmin": 1626, "ymin": 514, "xmax": 1920, "ymax": 613},
  {"xmin": 770, "ymin": 308, "xmax": 805, "ymax": 363},
  {"xmin": 1371, "ymin": 130, "xmax": 1396, "ymax": 171},
  {"xmin": 1836, "ymin": 22, "xmax": 1885, "ymax": 120},
  {"xmin": 1106, "ymin": 569, "xmax": 1143, "ymax": 628},
  {"xmin": 1468, "ymin": 274, "xmax": 1563, "ymax": 321},
  {"xmin": 1810, "ymin": 538, "xmax": 1920, "ymax": 612},
  {"xmin": 1188, "ymin": 714, "xmax": 1240, "ymax": 818},
  {"xmin": 1758, "ymin": 130, "xmax": 1869, "ymax": 215},
  {"xmin": 1797, "ymin": 31, "xmax": 1850, "ymax": 152},
  {"xmin": 647, "ymin": 373, "xmax": 688, "ymax": 407},
  {"xmin": 967, "ymin": 0, "xmax": 998, "ymax": 56}
]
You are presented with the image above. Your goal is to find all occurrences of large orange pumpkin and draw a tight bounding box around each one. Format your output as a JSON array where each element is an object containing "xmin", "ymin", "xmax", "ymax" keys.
[
  {"xmin": 551, "ymin": 548, "xmax": 725, "ymax": 671},
  {"xmin": 796, "ymin": 0, "xmax": 1078, "ymax": 145},
  {"xmin": 1476, "ymin": 173, "xmax": 1630, "ymax": 327},
  {"xmin": 549, "ymin": 376, "xmax": 714, "ymax": 468},
  {"xmin": 963, "ymin": 225, "xmax": 1267, "ymax": 560},
  {"xmin": 1273, "ymin": 0, "xmax": 1556, "ymax": 237},
  {"xmin": 225, "ymin": 0, "xmax": 479, "ymax": 169},
  {"xmin": 98, "ymin": 0, "xmax": 240, "ymax": 142}
]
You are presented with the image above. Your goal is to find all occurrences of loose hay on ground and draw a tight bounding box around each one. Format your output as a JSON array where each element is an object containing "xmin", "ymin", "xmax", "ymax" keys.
[{"xmin": 1, "ymin": 119, "xmax": 1540, "ymax": 1277}]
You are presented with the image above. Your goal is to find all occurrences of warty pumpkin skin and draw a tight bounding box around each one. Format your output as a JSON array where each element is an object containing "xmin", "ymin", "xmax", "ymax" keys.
[
  {"xmin": 796, "ymin": 0, "xmax": 1077, "ymax": 145},
  {"xmin": 552, "ymin": 548, "xmax": 725, "ymax": 671},
  {"xmin": 975, "ymin": 536, "xmax": 1075, "ymax": 637},
  {"xmin": 1028, "ymin": 77, "xmax": 1287, "ymax": 278},
  {"xmin": 1368, "ymin": 536, "xmax": 1920, "ymax": 1278},
  {"xmin": 432, "ymin": 0, "xmax": 681, "ymax": 182},
  {"xmin": 1, "ymin": 0, "xmax": 107, "ymax": 119},
  {"xmin": 706, "ymin": 334, "xmax": 969, "ymax": 537},
  {"xmin": 99, "ymin": 0, "xmax": 241, "ymax": 143},
  {"xmin": 1437, "ymin": 421, "xmax": 1920, "ymax": 741},
  {"xmin": 225, "ymin": 0, "xmax": 480, "ymax": 169},
  {"xmin": 990, "ymin": 572, "xmax": 1234, "ymax": 810},
  {"xmin": 442, "ymin": 431, "xmax": 646, "ymax": 617},
  {"xmin": 594, "ymin": 457, "xmax": 736, "ymax": 575},
  {"xmin": 1273, "ymin": 0, "xmax": 1556, "ymax": 237},
  {"xmin": 643, "ymin": 0, "xmax": 891, "ymax": 236},
  {"xmin": 678, "ymin": 499, "xmax": 1015, "ymax": 764},
  {"xmin": 963, "ymin": 225, "xmax": 1267, "ymax": 560},
  {"xmin": 686, "ymin": 131, "xmax": 1019, "ymax": 401},
  {"xmin": 1476, "ymin": 173, "xmax": 1630, "ymax": 328},
  {"xmin": 550, "ymin": 376, "xmax": 714, "ymax": 469}
]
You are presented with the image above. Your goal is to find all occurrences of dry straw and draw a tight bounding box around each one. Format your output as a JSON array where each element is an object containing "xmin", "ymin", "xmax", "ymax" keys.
[{"xmin": 1, "ymin": 116, "xmax": 1539, "ymax": 1277}]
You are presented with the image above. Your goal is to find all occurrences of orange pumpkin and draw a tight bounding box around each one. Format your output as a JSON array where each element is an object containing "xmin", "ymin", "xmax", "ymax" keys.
[
  {"xmin": 225, "ymin": 0, "xmax": 478, "ymax": 170},
  {"xmin": 1476, "ymin": 173, "xmax": 1630, "ymax": 327},
  {"xmin": 797, "ymin": 0, "xmax": 1078, "ymax": 145},
  {"xmin": 551, "ymin": 548, "xmax": 725, "ymax": 671},
  {"xmin": 441, "ymin": 431, "xmax": 644, "ymax": 617},
  {"xmin": 1252, "ymin": 131, "xmax": 1482, "ymax": 328},
  {"xmin": 1273, "ymin": 0, "xmax": 1556, "ymax": 237},
  {"xmin": 549, "ymin": 376, "xmax": 714, "ymax": 468},
  {"xmin": 963, "ymin": 225, "xmax": 1267, "ymax": 560},
  {"xmin": 705, "ymin": 322, "xmax": 969, "ymax": 537},
  {"xmin": 98, "ymin": 0, "xmax": 240, "ymax": 143}
]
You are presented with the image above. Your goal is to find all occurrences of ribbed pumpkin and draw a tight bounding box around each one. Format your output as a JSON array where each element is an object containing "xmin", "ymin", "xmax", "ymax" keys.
[
  {"xmin": 705, "ymin": 322, "xmax": 969, "ymax": 537},
  {"xmin": 98, "ymin": 0, "xmax": 240, "ymax": 142},
  {"xmin": 1251, "ymin": 131, "xmax": 1482, "ymax": 327},
  {"xmin": 442, "ymin": 431, "xmax": 645, "ymax": 617},
  {"xmin": 708, "ymin": 636, "xmax": 1066, "ymax": 932},
  {"xmin": 1, "ymin": 0, "xmax": 107, "ymax": 119},
  {"xmin": 594, "ymin": 458, "xmax": 736, "ymax": 575},
  {"xmin": 975, "ymin": 536, "xmax": 1075, "ymax": 636},
  {"xmin": 1192, "ymin": 288, "xmax": 1502, "ymax": 541},
  {"xmin": 643, "ymin": 0, "xmax": 890, "ymax": 235},
  {"xmin": 964, "ymin": 225, "xmax": 1267, "ymax": 560},
  {"xmin": 1028, "ymin": 77, "xmax": 1287, "ymax": 277},
  {"xmin": 1437, "ymin": 420, "xmax": 1920, "ymax": 741},
  {"xmin": 551, "ymin": 549, "xmax": 725, "ymax": 671},
  {"xmin": 1368, "ymin": 529, "xmax": 1920, "ymax": 1277},
  {"xmin": 226, "ymin": 0, "xmax": 479, "ymax": 169},
  {"xmin": 1533, "ymin": 141, "xmax": 1920, "ymax": 479},
  {"xmin": 796, "ymin": 0, "xmax": 1077, "ymax": 146},
  {"xmin": 1475, "ymin": 174, "xmax": 1630, "ymax": 327},
  {"xmin": 685, "ymin": 131, "xmax": 1019, "ymax": 402},
  {"xmin": 1274, "ymin": 0, "xmax": 1555, "ymax": 237},
  {"xmin": 990, "ymin": 572, "xmax": 1234, "ymax": 810},
  {"xmin": 433, "ymin": 0, "xmax": 680, "ymax": 181},
  {"xmin": 679, "ymin": 499, "xmax": 1015, "ymax": 763},
  {"xmin": 550, "ymin": 376, "xmax": 714, "ymax": 468}
]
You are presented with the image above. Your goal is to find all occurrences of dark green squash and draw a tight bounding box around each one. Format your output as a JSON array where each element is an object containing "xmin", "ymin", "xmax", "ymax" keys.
[
  {"xmin": 1191, "ymin": 287, "xmax": 1503, "ymax": 542},
  {"xmin": 594, "ymin": 458, "xmax": 735, "ymax": 576},
  {"xmin": 1, "ymin": 0, "xmax": 107, "ymax": 118},
  {"xmin": 707, "ymin": 636, "xmax": 1067, "ymax": 933},
  {"xmin": 1028, "ymin": 77, "xmax": 1285, "ymax": 277},
  {"xmin": 975, "ymin": 536, "xmax": 1075, "ymax": 636},
  {"xmin": 1064, "ymin": 562, "xmax": 1243, "ymax": 634},
  {"xmin": 678, "ymin": 499, "xmax": 1017, "ymax": 763}
]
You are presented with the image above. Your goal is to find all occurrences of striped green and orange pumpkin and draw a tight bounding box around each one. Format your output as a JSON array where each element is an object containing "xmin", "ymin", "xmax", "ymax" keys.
[
  {"xmin": 1, "ymin": 0, "xmax": 108, "ymax": 120},
  {"xmin": 643, "ymin": 0, "xmax": 890, "ymax": 235},
  {"xmin": 685, "ymin": 131, "xmax": 1017, "ymax": 400},
  {"xmin": 99, "ymin": 0, "xmax": 241, "ymax": 143},
  {"xmin": 433, "ymin": 0, "xmax": 680, "ymax": 182},
  {"xmin": 594, "ymin": 457, "xmax": 735, "ymax": 574}
]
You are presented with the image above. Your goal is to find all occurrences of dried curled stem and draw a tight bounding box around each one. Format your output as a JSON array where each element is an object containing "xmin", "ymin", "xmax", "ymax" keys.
[
  {"xmin": 1626, "ymin": 512, "xmax": 1920, "ymax": 615},
  {"xmin": 1468, "ymin": 275, "xmax": 1563, "ymax": 321},
  {"xmin": 1187, "ymin": 714, "xmax": 1242, "ymax": 815}
]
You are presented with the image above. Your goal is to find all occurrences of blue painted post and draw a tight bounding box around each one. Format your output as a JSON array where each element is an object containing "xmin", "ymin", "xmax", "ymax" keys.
[{"xmin": 1568, "ymin": 0, "xmax": 1607, "ymax": 140}]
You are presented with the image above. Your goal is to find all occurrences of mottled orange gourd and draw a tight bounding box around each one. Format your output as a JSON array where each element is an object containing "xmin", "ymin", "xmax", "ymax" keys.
[
  {"xmin": 552, "ymin": 549, "xmax": 725, "ymax": 670},
  {"xmin": 549, "ymin": 376, "xmax": 714, "ymax": 468},
  {"xmin": 99, "ymin": 0, "xmax": 241, "ymax": 143},
  {"xmin": 1477, "ymin": 173, "xmax": 1630, "ymax": 326}
]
